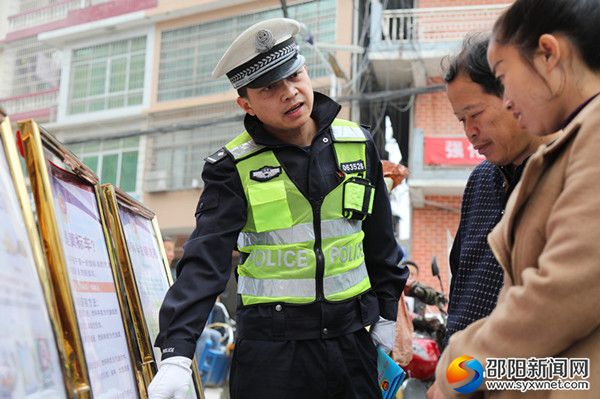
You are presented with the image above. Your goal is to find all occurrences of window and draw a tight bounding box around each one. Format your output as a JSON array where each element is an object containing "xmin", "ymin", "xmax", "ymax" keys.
[
  {"xmin": 68, "ymin": 37, "xmax": 146, "ymax": 114},
  {"xmin": 157, "ymin": 0, "xmax": 336, "ymax": 102},
  {"xmin": 8, "ymin": 37, "xmax": 60, "ymax": 96},
  {"xmin": 145, "ymin": 109, "xmax": 243, "ymax": 191},
  {"xmin": 69, "ymin": 137, "xmax": 140, "ymax": 193},
  {"xmin": 17, "ymin": 0, "xmax": 74, "ymax": 13},
  {"xmin": 10, "ymin": 0, "xmax": 113, "ymax": 31}
]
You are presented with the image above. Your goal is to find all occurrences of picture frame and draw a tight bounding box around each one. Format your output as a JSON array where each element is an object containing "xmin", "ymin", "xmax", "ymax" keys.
[
  {"xmin": 100, "ymin": 184, "xmax": 205, "ymax": 399},
  {"xmin": 0, "ymin": 116, "xmax": 74, "ymax": 398},
  {"xmin": 19, "ymin": 119, "xmax": 144, "ymax": 399}
]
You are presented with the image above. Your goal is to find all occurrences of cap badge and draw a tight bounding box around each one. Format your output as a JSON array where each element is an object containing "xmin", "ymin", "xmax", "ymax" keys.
[{"xmin": 255, "ymin": 29, "xmax": 276, "ymax": 53}]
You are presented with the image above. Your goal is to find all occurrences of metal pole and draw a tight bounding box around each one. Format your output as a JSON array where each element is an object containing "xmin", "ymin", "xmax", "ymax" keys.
[
  {"xmin": 351, "ymin": 0, "xmax": 361, "ymax": 121},
  {"xmin": 279, "ymin": 0, "xmax": 289, "ymax": 18}
]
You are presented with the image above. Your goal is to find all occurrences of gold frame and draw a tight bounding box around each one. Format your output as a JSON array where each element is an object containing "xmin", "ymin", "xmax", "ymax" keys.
[
  {"xmin": 18, "ymin": 119, "xmax": 146, "ymax": 398},
  {"xmin": 100, "ymin": 184, "xmax": 205, "ymax": 399},
  {"xmin": 0, "ymin": 116, "xmax": 75, "ymax": 398},
  {"xmin": 100, "ymin": 184, "xmax": 156, "ymax": 387}
]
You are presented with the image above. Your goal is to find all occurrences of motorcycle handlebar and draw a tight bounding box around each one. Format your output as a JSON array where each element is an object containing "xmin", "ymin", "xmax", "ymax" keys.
[{"xmin": 407, "ymin": 282, "xmax": 447, "ymax": 307}]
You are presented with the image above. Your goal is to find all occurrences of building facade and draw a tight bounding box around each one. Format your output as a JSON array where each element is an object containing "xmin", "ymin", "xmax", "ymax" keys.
[
  {"xmin": 368, "ymin": 0, "xmax": 510, "ymax": 290},
  {"xmin": 1, "ymin": 0, "xmax": 511, "ymax": 291}
]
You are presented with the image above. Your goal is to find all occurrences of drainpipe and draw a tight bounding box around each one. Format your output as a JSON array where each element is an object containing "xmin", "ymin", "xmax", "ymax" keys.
[{"xmin": 370, "ymin": 0, "xmax": 383, "ymax": 50}]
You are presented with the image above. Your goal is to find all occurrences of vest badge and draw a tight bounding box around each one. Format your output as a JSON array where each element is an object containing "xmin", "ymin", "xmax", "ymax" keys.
[
  {"xmin": 340, "ymin": 160, "xmax": 366, "ymax": 174},
  {"xmin": 250, "ymin": 166, "xmax": 282, "ymax": 182}
]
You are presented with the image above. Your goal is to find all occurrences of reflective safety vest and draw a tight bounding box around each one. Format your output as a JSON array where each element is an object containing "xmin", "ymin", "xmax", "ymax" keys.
[{"xmin": 225, "ymin": 119, "xmax": 373, "ymax": 305}]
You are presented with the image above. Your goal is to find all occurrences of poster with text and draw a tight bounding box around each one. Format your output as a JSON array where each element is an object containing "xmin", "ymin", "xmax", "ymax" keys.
[
  {"xmin": 49, "ymin": 165, "xmax": 138, "ymax": 399},
  {"xmin": 119, "ymin": 208, "xmax": 198, "ymax": 399},
  {"xmin": 0, "ymin": 144, "xmax": 67, "ymax": 399},
  {"xmin": 119, "ymin": 208, "xmax": 169, "ymax": 362}
]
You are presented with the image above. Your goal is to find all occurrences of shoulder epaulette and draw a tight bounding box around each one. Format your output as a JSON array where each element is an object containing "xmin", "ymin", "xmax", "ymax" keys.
[{"xmin": 205, "ymin": 147, "xmax": 228, "ymax": 164}]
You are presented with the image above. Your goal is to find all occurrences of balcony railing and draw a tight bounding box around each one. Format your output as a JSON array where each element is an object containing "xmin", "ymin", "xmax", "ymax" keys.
[
  {"xmin": 382, "ymin": 4, "xmax": 510, "ymax": 44},
  {"xmin": 0, "ymin": 88, "xmax": 59, "ymax": 119},
  {"xmin": 8, "ymin": 0, "xmax": 112, "ymax": 31}
]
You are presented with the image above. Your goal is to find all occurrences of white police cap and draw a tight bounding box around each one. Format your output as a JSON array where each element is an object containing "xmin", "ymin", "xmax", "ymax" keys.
[{"xmin": 212, "ymin": 18, "xmax": 306, "ymax": 90}]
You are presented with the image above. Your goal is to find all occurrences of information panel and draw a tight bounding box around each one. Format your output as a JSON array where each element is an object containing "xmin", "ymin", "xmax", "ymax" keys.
[
  {"xmin": 0, "ymin": 140, "xmax": 67, "ymax": 398},
  {"xmin": 49, "ymin": 165, "xmax": 138, "ymax": 399},
  {"xmin": 118, "ymin": 207, "xmax": 199, "ymax": 399},
  {"xmin": 119, "ymin": 208, "xmax": 169, "ymax": 361}
]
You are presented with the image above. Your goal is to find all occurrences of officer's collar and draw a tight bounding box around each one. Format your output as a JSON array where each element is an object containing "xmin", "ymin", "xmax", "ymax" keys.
[{"xmin": 243, "ymin": 92, "xmax": 341, "ymax": 147}]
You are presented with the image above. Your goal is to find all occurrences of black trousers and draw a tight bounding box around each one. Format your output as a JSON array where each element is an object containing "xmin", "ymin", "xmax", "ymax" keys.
[{"xmin": 229, "ymin": 328, "xmax": 380, "ymax": 399}]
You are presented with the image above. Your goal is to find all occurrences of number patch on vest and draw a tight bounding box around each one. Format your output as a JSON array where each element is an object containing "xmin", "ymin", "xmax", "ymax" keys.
[
  {"xmin": 250, "ymin": 166, "xmax": 282, "ymax": 182},
  {"xmin": 340, "ymin": 160, "xmax": 366, "ymax": 174}
]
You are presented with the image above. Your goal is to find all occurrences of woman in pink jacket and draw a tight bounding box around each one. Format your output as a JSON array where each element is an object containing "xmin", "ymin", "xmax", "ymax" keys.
[{"xmin": 433, "ymin": 0, "xmax": 600, "ymax": 398}]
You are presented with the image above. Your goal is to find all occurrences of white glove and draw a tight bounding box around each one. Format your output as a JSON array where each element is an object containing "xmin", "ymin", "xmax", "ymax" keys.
[
  {"xmin": 148, "ymin": 356, "xmax": 193, "ymax": 399},
  {"xmin": 371, "ymin": 316, "xmax": 396, "ymax": 353}
]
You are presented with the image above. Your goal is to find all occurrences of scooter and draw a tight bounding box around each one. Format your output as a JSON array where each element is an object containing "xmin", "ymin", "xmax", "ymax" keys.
[
  {"xmin": 196, "ymin": 302, "xmax": 236, "ymax": 388},
  {"xmin": 400, "ymin": 258, "xmax": 448, "ymax": 398}
]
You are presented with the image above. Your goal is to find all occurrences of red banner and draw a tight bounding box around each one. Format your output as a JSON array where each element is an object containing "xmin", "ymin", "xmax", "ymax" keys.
[{"xmin": 424, "ymin": 137, "xmax": 485, "ymax": 166}]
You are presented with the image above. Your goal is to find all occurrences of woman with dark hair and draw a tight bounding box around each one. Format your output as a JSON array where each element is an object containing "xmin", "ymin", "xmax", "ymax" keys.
[{"xmin": 433, "ymin": 1, "xmax": 600, "ymax": 398}]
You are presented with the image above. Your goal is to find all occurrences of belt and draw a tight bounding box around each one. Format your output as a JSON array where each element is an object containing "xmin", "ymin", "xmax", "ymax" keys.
[{"xmin": 235, "ymin": 290, "xmax": 379, "ymax": 340}]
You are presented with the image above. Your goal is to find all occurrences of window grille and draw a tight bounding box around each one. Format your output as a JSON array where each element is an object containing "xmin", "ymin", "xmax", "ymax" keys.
[
  {"xmin": 145, "ymin": 103, "xmax": 244, "ymax": 191},
  {"xmin": 0, "ymin": 37, "xmax": 60, "ymax": 120},
  {"xmin": 157, "ymin": 0, "xmax": 336, "ymax": 102},
  {"xmin": 8, "ymin": 0, "xmax": 112, "ymax": 31},
  {"xmin": 6, "ymin": 37, "xmax": 60, "ymax": 97},
  {"xmin": 68, "ymin": 36, "xmax": 146, "ymax": 114}
]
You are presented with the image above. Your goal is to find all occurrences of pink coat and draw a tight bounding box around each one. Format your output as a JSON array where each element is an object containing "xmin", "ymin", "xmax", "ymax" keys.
[{"xmin": 436, "ymin": 95, "xmax": 600, "ymax": 398}]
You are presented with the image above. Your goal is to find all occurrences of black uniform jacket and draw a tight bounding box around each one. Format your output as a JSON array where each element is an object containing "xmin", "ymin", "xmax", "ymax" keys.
[{"xmin": 156, "ymin": 93, "xmax": 408, "ymax": 359}]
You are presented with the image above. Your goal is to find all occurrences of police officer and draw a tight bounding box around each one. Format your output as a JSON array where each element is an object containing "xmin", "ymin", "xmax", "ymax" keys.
[{"xmin": 149, "ymin": 18, "xmax": 408, "ymax": 399}]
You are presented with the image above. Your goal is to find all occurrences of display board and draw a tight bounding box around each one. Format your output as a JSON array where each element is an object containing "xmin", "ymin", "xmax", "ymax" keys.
[
  {"xmin": 119, "ymin": 207, "xmax": 170, "ymax": 362},
  {"xmin": 50, "ymin": 166, "xmax": 139, "ymax": 399},
  {"xmin": 19, "ymin": 119, "xmax": 142, "ymax": 399},
  {"xmin": 101, "ymin": 184, "xmax": 204, "ymax": 399},
  {"xmin": 0, "ymin": 117, "xmax": 70, "ymax": 398}
]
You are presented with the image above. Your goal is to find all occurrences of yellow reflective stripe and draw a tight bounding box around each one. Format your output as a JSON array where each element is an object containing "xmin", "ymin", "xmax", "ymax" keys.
[
  {"xmin": 332, "ymin": 119, "xmax": 359, "ymax": 127},
  {"xmin": 238, "ymin": 262, "xmax": 368, "ymax": 299},
  {"xmin": 321, "ymin": 218, "xmax": 362, "ymax": 239},
  {"xmin": 238, "ymin": 222, "xmax": 314, "ymax": 247},
  {"xmin": 237, "ymin": 276, "xmax": 315, "ymax": 298},
  {"xmin": 238, "ymin": 219, "xmax": 361, "ymax": 247},
  {"xmin": 331, "ymin": 125, "xmax": 366, "ymax": 140},
  {"xmin": 321, "ymin": 219, "xmax": 362, "ymax": 239},
  {"xmin": 228, "ymin": 139, "xmax": 265, "ymax": 159},
  {"xmin": 323, "ymin": 262, "xmax": 368, "ymax": 297}
]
